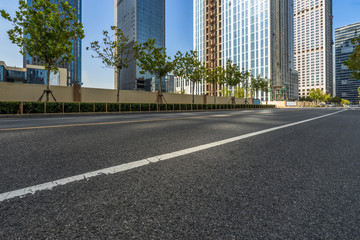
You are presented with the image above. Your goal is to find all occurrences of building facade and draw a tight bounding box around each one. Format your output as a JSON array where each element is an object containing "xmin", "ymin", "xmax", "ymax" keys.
[
  {"xmin": 25, "ymin": 0, "xmax": 82, "ymax": 86},
  {"xmin": 0, "ymin": 61, "xmax": 67, "ymax": 86},
  {"xmin": 293, "ymin": 0, "xmax": 333, "ymax": 97},
  {"xmin": 115, "ymin": 0, "xmax": 165, "ymax": 91},
  {"xmin": 193, "ymin": 0, "xmax": 298, "ymax": 100},
  {"xmin": 335, "ymin": 22, "xmax": 360, "ymax": 105}
]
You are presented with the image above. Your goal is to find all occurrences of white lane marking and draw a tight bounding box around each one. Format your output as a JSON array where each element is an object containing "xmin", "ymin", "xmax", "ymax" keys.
[{"xmin": 0, "ymin": 110, "xmax": 346, "ymax": 202}]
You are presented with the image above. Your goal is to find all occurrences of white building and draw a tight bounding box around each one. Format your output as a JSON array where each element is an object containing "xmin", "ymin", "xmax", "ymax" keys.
[{"xmin": 293, "ymin": 0, "xmax": 333, "ymax": 97}]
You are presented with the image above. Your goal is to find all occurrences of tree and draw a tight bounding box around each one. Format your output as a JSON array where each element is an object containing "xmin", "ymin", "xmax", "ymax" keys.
[
  {"xmin": 173, "ymin": 50, "xmax": 205, "ymax": 104},
  {"xmin": 344, "ymin": 35, "xmax": 360, "ymax": 80},
  {"xmin": 241, "ymin": 70, "xmax": 251, "ymax": 102},
  {"xmin": 234, "ymin": 86, "xmax": 245, "ymax": 98},
  {"xmin": 135, "ymin": 39, "xmax": 174, "ymax": 103},
  {"xmin": 341, "ymin": 98, "xmax": 350, "ymax": 106},
  {"xmin": 260, "ymin": 77, "xmax": 271, "ymax": 104},
  {"xmin": 308, "ymin": 88, "xmax": 325, "ymax": 105},
  {"xmin": 224, "ymin": 59, "xmax": 242, "ymax": 100},
  {"xmin": 1, "ymin": 0, "xmax": 84, "ymax": 102},
  {"xmin": 358, "ymin": 86, "xmax": 360, "ymax": 99},
  {"xmin": 87, "ymin": 26, "xmax": 136, "ymax": 103},
  {"xmin": 321, "ymin": 93, "xmax": 331, "ymax": 103},
  {"xmin": 332, "ymin": 96, "xmax": 342, "ymax": 105},
  {"xmin": 205, "ymin": 66, "xmax": 223, "ymax": 104},
  {"xmin": 250, "ymin": 75, "xmax": 262, "ymax": 99}
]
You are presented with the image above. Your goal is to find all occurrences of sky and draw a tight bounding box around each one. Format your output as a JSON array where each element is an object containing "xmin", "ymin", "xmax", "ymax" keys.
[{"xmin": 0, "ymin": 0, "xmax": 360, "ymax": 89}]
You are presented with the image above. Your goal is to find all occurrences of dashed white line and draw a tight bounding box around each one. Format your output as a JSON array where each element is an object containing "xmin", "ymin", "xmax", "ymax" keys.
[{"xmin": 0, "ymin": 110, "xmax": 346, "ymax": 202}]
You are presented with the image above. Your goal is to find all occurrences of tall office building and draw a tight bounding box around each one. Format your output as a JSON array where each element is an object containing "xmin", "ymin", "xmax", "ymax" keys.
[
  {"xmin": 193, "ymin": 0, "xmax": 298, "ymax": 100},
  {"xmin": 293, "ymin": 0, "xmax": 333, "ymax": 97},
  {"xmin": 24, "ymin": 0, "xmax": 82, "ymax": 86},
  {"xmin": 335, "ymin": 22, "xmax": 360, "ymax": 105},
  {"xmin": 115, "ymin": 0, "xmax": 165, "ymax": 91}
]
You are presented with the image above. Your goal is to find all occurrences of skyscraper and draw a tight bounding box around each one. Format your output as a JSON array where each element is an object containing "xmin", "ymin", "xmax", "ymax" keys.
[
  {"xmin": 335, "ymin": 22, "xmax": 360, "ymax": 105},
  {"xmin": 193, "ymin": 0, "xmax": 298, "ymax": 100},
  {"xmin": 115, "ymin": 0, "xmax": 165, "ymax": 91},
  {"xmin": 293, "ymin": 0, "xmax": 333, "ymax": 97},
  {"xmin": 24, "ymin": 0, "xmax": 82, "ymax": 86}
]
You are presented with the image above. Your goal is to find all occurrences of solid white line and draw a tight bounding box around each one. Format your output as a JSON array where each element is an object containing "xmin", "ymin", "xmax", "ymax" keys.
[{"xmin": 0, "ymin": 110, "xmax": 346, "ymax": 202}]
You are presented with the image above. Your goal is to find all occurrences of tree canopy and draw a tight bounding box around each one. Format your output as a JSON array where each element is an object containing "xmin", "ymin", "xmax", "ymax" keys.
[
  {"xmin": 344, "ymin": 35, "xmax": 360, "ymax": 80},
  {"xmin": 1, "ymin": 0, "xmax": 84, "ymax": 101},
  {"xmin": 173, "ymin": 50, "xmax": 205, "ymax": 104},
  {"xmin": 87, "ymin": 26, "xmax": 136, "ymax": 102},
  {"xmin": 135, "ymin": 39, "xmax": 174, "ymax": 103}
]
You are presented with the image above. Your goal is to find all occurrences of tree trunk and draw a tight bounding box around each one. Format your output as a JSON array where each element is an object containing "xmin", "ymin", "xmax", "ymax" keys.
[
  {"xmin": 192, "ymin": 81, "xmax": 195, "ymax": 104},
  {"xmin": 159, "ymin": 76, "xmax": 163, "ymax": 104},
  {"xmin": 46, "ymin": 63, "xmax": 51, "ymax": 102},
  {"xmin": 213, "ymin": 83, "xmax": 216, "ymax": 104},
  {"xmin": 117, "ymin": 67, "xmax": 121, "ymax": 103}
]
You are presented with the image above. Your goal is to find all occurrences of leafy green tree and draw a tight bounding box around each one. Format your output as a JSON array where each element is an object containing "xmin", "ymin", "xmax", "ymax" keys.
[
  {"xmin": 87, "ymin": 26, "xmax": 136, "ymax": 103},
  {"xmin": 205, "ymin": 66, "xmax": 223, "ymax": 104},
  {"xmin": 234, "ymin": 86, "xmax": 245, "ymax": 98},
  {"xmin": 1, "ymin": 0, "xmax": 84, "ymax": 102},
  {"xmin": 358, "ymin": 86, "xmax": 360, "ymax": 99},
  {"xmin": 344, "ymin": 35, "xmax": 360, "ymax": 80},
  {"xmin": 250, "ymin": 75, "xmax": 262, "ymax": 99},
  {"xmin": 321, "ymin": 93, "xmax": 331, "ymax": 103},
  {"xmin": 241, "ymin": 70, "xmax": 251, "ymax": 101},
  {"xmin": 332, "ymin": 96, "xmax": 342, "ymax": 105},
  {"xmin": 308, "ymin": 88, "xmax": 324, "ymax": 105},
  {"xmin": 220, "ymin": 87, "xmax": 231, "ymax": 97},
  {"xmin": 173, "ymin": 50, "xmax": 205, "ymax": 104},
  {"xmin": 341, "ymin": 98, "xmax": 350, "ymax": 106},
  {"xmin": 260, "ymin": 77, "xmax": 271, "ymax": 104},
  {"xmin": 135, "ymin": 39, "xmax": 174, "ymax": 103},
  {"xmin": 224, "ymin": 59, "xmax": 242, "ymax": 99}
]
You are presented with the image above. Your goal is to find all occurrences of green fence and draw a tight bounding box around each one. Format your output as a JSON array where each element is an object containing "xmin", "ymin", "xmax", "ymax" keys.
[{"xmin": 0, "ymin": 101, "xmax": 275, "ymax": 115}]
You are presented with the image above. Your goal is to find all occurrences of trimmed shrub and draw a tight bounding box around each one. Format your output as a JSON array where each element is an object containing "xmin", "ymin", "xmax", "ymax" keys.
[
  {"xmin": 95, "ymin": 103, "xmax": 106, "ymax": 112},
  {"xmin": 107, "ymin": 103, "xmax": 119, "ymax": 112},
  {"xmin": 159, "ymin": 104, "xmax": 166, "ymax": 111},
  {"xmin": 150, "ymin": 104, "xmax": 157, "ymax": 111},
  {"xmin": 167, "ymin": 104, "xmax": 174, "ymax": 111},
  {"xmin": 180, "ymin": 104, "xmax": 187, "ymax": 110},
  {"xmin": 131, "ymin": 103, "xmax": 140, "ymax": 111},
  {"xmin": 141, "ymin": 104, "xmax": 149, "ymax": 112},
  {"xmin": 0, "ymin": 102, "xmax": 20, "ymax": 114},
  {"xmin": 80, "ymin": 103, "xmax": 93, "ymax": 113},
  {"xmin": 46, "ymin": 102, "xmax": 62, "ymax": 113},
  {"xmin": 23, "ymin": 102, "xmax": 45, "ymax": 114},
  {"xmin": 64, "ymin": 102, "xmax": 79, "ymax": 113},
  {"xmin": 121, "ymin": 103, "xmax": 130, "ymax": 111}
]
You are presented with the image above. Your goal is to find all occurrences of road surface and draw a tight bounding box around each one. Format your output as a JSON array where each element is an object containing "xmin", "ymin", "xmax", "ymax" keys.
[{"xmin": 0, "ymin": 108, "xmax": 359, "ymax": 238}]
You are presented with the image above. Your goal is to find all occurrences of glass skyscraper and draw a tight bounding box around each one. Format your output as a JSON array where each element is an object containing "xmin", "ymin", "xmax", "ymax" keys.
[
  {"xmin": 115, "ymin": 0, "xmax": 165, "ymax": 91},
  {"xmin": 193, "ymin": 0, "xmax": 298, "ymax": 100},
  {"xmin": 335, "ymin": 22, "xmax": 360, "ymax": 105},
  {"xmin": 24, "ymin": 0, "xmax": 82, "ymax": 86}
]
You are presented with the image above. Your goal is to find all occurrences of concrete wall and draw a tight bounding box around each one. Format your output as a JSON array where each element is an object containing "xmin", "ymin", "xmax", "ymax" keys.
[{"xmin": 0, "ymin": 82, "xmax": 250, "ymax": 104}]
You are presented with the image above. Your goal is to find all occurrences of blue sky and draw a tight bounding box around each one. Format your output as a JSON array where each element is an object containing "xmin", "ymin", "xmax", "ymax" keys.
[{"xmin": 0, "ymin": 0, "xmax": 359, "ymax": 89}]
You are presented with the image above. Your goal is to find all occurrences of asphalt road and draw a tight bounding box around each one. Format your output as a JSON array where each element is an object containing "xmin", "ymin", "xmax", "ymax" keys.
[{"xmin": 0, "ymin": 108, "xmax": 359, "ymax": 239}]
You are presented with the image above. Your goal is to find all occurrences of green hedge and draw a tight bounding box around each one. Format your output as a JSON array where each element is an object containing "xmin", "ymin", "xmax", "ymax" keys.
[
  {"xmin": 64, "ymin": 102, "xmax": 78, "ymax": 113},
  {"xmin": 0, "ymin": 102, "xmax": 19, "ymax": 114},
  {"xmin": 0, "ymin": 101, "xmax": 276, "ymax": 115},
  {"xmin": 23, "ymin": 102, "xmax": 44, "ymax": 114},
  {"xmin": 46, "ymin": 102, "xmax": 62, "ymax": 113},
  {"xmin": 80, "ymin": 103, "xmax": 93, "ymax": 113},
  {"xmin": 107, "ymin": 103, "xmax": 119, "ymax": 112}
]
